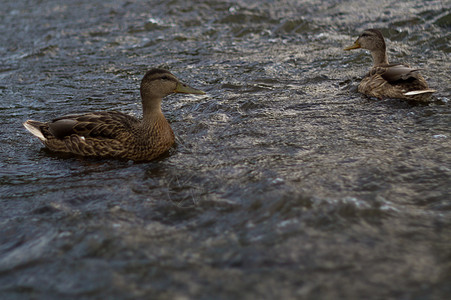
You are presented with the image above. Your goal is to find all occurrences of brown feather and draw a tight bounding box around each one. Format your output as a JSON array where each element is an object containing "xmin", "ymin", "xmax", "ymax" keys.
[
  {"xmin": 345, "ymin": 29, "xmax": 436, "ymax": 102},
  {"xmin": 23, "ymin": 69, "xmax": 204, "ymax": 161}
]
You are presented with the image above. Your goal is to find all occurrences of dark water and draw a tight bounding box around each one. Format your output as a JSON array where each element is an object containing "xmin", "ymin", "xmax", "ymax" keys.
[{"xmin": 1, "ymin": 0, "xmax": 451, "ymax": 299}]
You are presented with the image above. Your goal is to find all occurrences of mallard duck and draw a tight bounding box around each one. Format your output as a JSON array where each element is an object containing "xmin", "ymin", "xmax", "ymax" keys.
[
  {"xmin": 344, "ymin": 29, "xmax": 436, "ymax": 101},
  {"xmin": 23, "ymin": 68, "xmax": 205, "ymax": 161}
]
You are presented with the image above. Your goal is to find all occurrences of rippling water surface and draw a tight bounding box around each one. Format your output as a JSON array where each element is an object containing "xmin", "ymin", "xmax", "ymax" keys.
[{"xmin": 1, "ymin": 0, "xmax": 450, "ymax": 299}]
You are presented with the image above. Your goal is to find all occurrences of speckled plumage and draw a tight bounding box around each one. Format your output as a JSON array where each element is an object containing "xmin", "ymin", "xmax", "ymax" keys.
[
  {"xmin": 23, "ymin": 69, "xmax": 205, "ymax": 161},
  {"xmin": 344, "ymin": 29, "xmax": 436, "ymax": 102}
]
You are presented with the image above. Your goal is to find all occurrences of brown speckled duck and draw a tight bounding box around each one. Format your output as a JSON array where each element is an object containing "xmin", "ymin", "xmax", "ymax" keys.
[
  {"xmin": 23, "ymin": 68, "xmax": 205, "ymax": 161},
  {"xmin": 344, "ymin": 29, "xmax": 436, "ymax": 101}
]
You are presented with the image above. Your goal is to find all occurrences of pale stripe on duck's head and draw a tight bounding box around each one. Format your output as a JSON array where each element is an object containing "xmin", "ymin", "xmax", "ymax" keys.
[
  {"xmin": 344, "ymin": 29, "xmax": 386, "ymax": 52},
  {"xmin": 360, "ymin": 29, "xmax": 384, "ymax": 39},
  {"xmin": 142, "ymin": 68, "xmax": 178, "ymax": 83},
  {"xmin": 140, "ymin": 68, "xmax": 204, "ymax": 101}
]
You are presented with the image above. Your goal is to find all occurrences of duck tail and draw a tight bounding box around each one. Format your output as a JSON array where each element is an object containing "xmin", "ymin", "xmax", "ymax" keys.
[
  {"xmin": 23, "ymin": 120, "xmax": 47, "ymax": 142},
  {"xmin": 404, "ymin": 89, "xmax": 437, "ymax": 96}
]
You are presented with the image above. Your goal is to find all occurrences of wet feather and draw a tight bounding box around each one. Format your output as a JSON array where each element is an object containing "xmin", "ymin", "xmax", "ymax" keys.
[
  {"xmin": 344, "ymin": 29, "xmax": 436, "ymax": 101},
  {"xmin": 23, "ymin": 69, "xmax": 205, "ymax": 161}
]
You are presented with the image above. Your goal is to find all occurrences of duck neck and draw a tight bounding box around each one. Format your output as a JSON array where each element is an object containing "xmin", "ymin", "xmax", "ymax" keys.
[
  {"xmin": 371, "ymin": 48, "xmax": 389, "ymax": 66},
  {"xmin": 142, "ymin": 99, "xmax": 165, "ymax": 126}
]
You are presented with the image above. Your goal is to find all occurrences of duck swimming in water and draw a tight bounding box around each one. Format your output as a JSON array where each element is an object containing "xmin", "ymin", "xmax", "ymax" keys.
[
  {"xmin": 23, "ymin": 68, "xmax": 205, "ymax": 161},
  {"xmin": 344, "ymin": 29, "xmax": 435, "ymax": 101}
]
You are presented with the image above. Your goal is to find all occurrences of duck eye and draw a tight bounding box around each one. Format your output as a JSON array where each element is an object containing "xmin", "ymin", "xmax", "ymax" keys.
[
  {"xmin": 161, "ymin": 76, "xmax": 170, "ymax": 80},
  {"xmin": 361, "ymin": 33, "xmax": 370, "ymax": 37}
]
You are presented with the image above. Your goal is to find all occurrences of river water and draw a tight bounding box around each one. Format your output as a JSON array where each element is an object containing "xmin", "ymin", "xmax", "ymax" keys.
[{"xmin": 1, "ymin": 0, "xmax": 450, "ymax": 299}]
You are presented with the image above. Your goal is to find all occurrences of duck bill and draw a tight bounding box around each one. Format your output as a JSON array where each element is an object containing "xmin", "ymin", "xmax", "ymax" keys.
[
  {"xmin": 344, "ymin": 40, "xmax": 361, "ymax": 51},
  {"xmin": 174, "ymin": 82, "xmax": 205, "ymax": 95}
]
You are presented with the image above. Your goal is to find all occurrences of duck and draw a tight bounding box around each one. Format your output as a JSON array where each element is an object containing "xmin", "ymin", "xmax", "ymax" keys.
[
  {"xmin": 344, "ymin": 29, "xmax": 436, "ymax": 101},
  {"xmin": 23, "ymin": 68, "xmax": 205, "ymax": 161}
]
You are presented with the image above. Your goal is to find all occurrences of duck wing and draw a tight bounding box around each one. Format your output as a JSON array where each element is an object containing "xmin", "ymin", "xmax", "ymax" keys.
[
  {"xmin": 370, "ymin": 64, "xmax": 422, "ymax": 83},
  {"xmin": 48, "ymin": 111, "xmax": 138, "ymax": 140}
]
